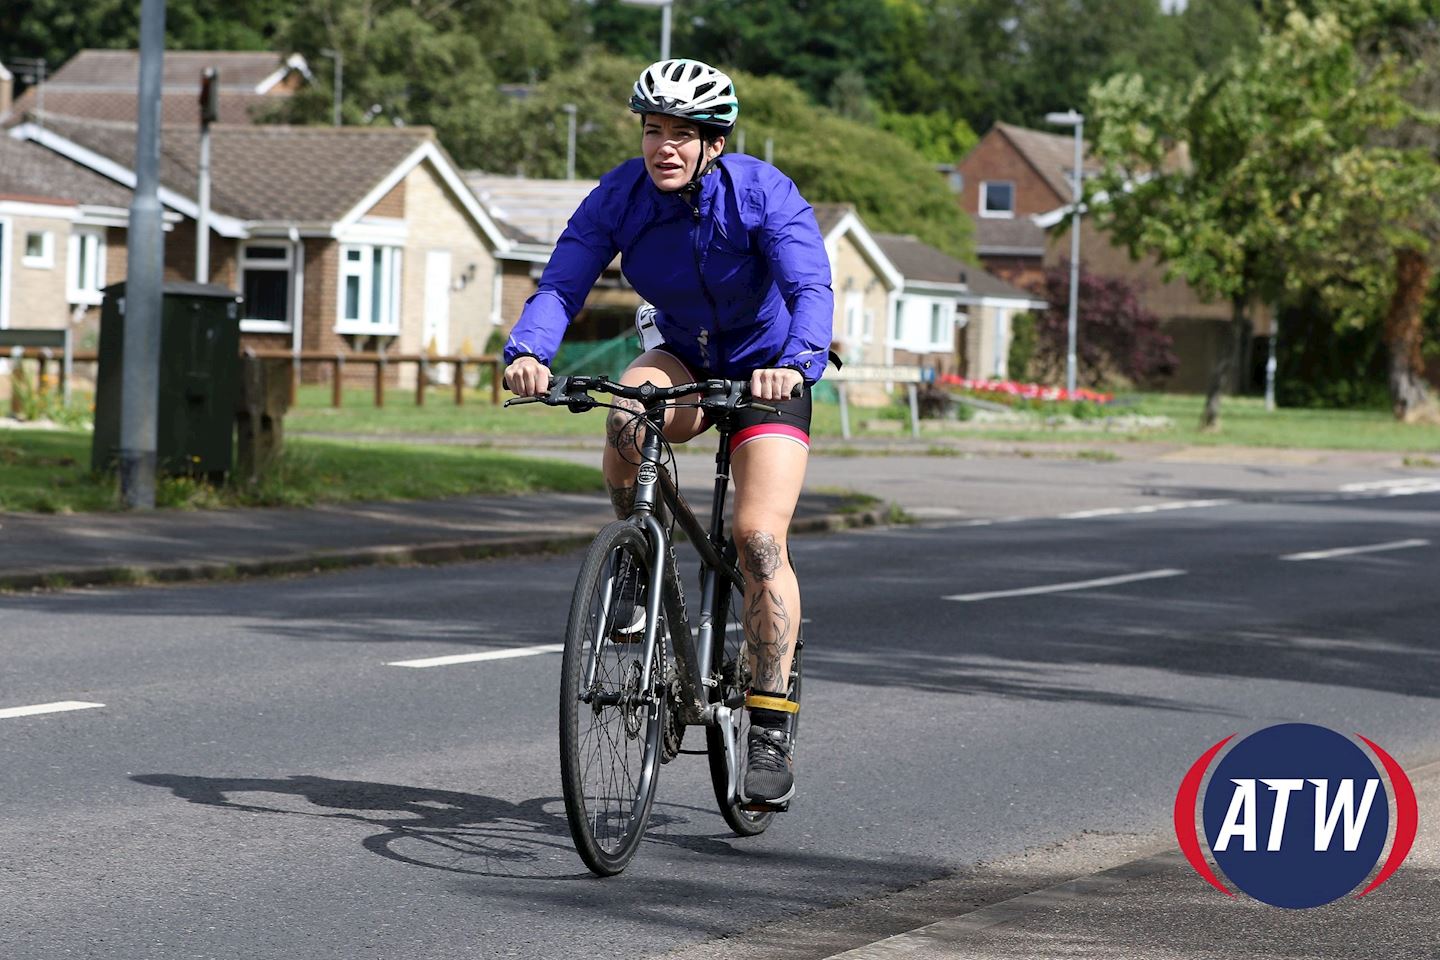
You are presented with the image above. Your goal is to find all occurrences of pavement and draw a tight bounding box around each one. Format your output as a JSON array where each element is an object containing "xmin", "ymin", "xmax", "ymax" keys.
[{"xmin": 5, "ymin": 431, "xmax": 1440, "ymax": 958}]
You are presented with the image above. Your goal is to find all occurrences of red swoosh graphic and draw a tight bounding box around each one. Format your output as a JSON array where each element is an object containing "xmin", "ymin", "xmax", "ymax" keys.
[
  {"xmin": 1355, "ymin": 735, "xmax": 1417, "ymax": 897},
  {"xmin": 1174, "ymin": 735, "xmax": 1235, "ymax": 897}
]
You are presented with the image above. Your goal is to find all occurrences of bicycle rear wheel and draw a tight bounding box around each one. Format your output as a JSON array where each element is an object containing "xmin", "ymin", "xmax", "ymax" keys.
[
  {"xmin": 706, "ymin": 542, "xmax": 803, "ymax": 836},
  {"xmin": 559, "ymin": 521, "xmax": 664, "ymax": 875}
]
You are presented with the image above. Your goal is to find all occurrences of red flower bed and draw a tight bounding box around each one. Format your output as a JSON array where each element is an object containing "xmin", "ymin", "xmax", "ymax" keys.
[{"xmin": 938, "ymin": 374, "xmax": 1114, "ymax": 404}]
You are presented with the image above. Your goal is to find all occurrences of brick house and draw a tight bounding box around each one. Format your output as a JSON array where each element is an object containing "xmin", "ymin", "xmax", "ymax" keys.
[
  {"xmin": 0, "ymin": 134, "xmax": 175, "ymax": 340},
  {"xmin": 1, "ymin": 49, "xmax": 309, "ymax": 128},
  {"xmin": 11, "ymin": 114, "xmax": 510, "ymax": 384},
  {"xmin": 957, "ymin": 122, "xmax": 1238, "ymax": 391}
]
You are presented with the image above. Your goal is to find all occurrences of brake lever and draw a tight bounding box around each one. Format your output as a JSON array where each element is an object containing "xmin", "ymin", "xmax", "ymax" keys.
[{"xmin": 503, "ymin": 396, "xmax": 541, "ymax": 407}]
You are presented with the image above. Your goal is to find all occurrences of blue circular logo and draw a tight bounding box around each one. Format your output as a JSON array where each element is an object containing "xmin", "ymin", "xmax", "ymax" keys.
[{"xmin": 1189, "ymin": 724, "xmax": 1393, "ymax": 908}]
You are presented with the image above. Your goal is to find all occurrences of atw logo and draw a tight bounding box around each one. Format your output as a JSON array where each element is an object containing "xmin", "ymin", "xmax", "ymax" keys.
[{"xmin": 1174, "ymin": 723, "xmax": 1417, "ymax": 908}]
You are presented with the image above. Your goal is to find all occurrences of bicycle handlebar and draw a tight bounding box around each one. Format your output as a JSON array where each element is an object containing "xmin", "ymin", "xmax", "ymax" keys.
[{"xmin": 503, "ymin": 374, "xmax": 802, "ymax": 413}]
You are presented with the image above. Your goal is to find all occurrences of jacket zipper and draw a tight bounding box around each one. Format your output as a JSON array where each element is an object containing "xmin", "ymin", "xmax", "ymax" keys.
[{"xmin": 689, "ymin": 191, "xmax": 719, "ymax": 363}]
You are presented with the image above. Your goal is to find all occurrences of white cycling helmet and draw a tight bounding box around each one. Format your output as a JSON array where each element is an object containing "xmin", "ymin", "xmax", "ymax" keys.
[{"xmin": 629, "ymin": 58, "xmax": 739, "ymax": 134}]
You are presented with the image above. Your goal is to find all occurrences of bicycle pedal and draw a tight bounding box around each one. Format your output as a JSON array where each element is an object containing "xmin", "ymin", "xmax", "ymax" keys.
[{"xmin": 739, "ymin": 799, "xmax": 791, "ymax": 814}]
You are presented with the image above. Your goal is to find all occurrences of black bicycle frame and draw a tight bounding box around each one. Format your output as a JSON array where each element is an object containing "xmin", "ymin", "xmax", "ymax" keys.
[{"xmin": 626, "ymin": 402, "xmax": 744, "ymax": 726}]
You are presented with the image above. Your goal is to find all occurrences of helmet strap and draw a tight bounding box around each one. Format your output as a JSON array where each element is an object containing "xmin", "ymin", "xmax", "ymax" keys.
[{"xmin": 679, "ymin": 136, "xmax": 723, "ymax": 201}]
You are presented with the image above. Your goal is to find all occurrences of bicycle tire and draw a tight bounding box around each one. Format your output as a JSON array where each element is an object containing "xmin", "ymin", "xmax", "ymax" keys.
[
  {"xmin": 559, "ymin": 520, "xmax": 664, "ymax": 875},
  {"xmin": 706, "ymin": 542, "xmax": 803, "ymax": 836}
]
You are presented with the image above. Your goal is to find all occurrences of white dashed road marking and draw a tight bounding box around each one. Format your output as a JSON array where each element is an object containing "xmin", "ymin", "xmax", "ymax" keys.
[
  {"xmin": 1281, "ymin": 539, "xmax": 1430, "ymax": 562},
  {"xmin": 387, "ymin": 644, "xmax": 565, "ymax": 668},
  {"xmin": 944, "ymin": 568, "xmax": 1187, "ymax": 603},
  {"xmin": 1057, "ymin": 499, "xmax": 1236, "ymax": 520},
  {"xmin": 0, "ymin": 701, "xmax": 105, "ymax": 720}
]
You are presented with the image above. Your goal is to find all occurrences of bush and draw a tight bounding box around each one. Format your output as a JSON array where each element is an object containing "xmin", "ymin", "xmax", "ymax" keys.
[
  {"xmin": 1007, "ymin": 312, "xmax": 1037, "ymax": 381},
  {"xmin": 1032, "ymin": 264, "xmax": 1177, "ymax": 388}
]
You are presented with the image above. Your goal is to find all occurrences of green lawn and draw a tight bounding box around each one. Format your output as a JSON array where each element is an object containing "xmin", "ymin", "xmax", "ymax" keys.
[
  {"xmin": 0, "ymin": 429, "xmax": 603, "ymax": 514},
  {"xmin": 287, "ymin": 385, "xmax": 1440, "ymax": 454}
]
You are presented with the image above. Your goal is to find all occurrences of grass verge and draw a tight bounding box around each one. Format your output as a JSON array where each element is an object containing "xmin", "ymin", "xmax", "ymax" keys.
[
  {"xmin": 0, "ymin": 429, "xmax": 603, "ymax": 514},
  {"xmin": 287, "ymin": 386, "xmax": 1440, "ymax": 453}
]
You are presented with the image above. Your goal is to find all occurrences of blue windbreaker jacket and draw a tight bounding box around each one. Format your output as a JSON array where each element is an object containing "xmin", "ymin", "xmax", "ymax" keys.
[{"xmin": 503, "ymin": 154, "xmax": 834, "ymax": 382}]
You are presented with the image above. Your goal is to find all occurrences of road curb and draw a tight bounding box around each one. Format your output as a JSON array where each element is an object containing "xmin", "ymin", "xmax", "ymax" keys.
[{"xmin": 0, "ymin": 507, "xmax": 891, "ymax": 593}]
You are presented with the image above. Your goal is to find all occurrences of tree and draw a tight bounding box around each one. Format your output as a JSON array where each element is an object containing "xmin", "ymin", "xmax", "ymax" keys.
[
  {"xmin": 1030, "ymin": 263, "xmax": 1177, "ymax": 387},
  {"xmin": 1088, "ymin": 1, "xmax": 1439, "ymax": 426}
]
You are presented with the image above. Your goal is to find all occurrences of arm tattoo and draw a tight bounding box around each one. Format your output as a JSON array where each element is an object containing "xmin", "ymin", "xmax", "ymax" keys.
[
  {"xmin": 606, "ymin": 398, "xmax": 646, "ymax": 452},
  {"xmin": 607, "ymin": 481, "xmax": 636, "ymax": 519},
  {"xmin": 746, "ymin": 588, "xmax": 792, "ymax": 693},
  {"xmin": 742, "ymin": 532, "xmax": 782, "ymax": 582}
]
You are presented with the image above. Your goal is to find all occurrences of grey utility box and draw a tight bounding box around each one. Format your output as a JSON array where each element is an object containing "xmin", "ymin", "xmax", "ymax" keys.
[{"xmin": 91, "ymin": 281, "xmax": 243, "ymax": 478}]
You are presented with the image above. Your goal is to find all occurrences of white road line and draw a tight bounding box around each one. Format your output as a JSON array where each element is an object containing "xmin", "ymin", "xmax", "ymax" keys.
[
  {"xmin": 1339, "ymin": 478, "xmax": 1438, "ymax": 492},
  {"xmin": 387, "ymin": 644, "xmax": 564, "ymax": 668},
  {"xmin": 1057, "ymin": 499, "xmax": 1235, "ymax": 520},
  {"xmin": 1281, "ymin": 538, "xmax": 1430, "ymax": 562},
  {"xmin": 944, "ymin": 568, "xmax": 1187, "ymax": 603},
  {"xmin": 0, "ymin": 701, "xmax": 104, "ymax": 720}
]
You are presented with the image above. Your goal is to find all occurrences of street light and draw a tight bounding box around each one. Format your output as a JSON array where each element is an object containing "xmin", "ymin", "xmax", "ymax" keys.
[
  {"xmin": 619, "ymin": 0, "xmax": 674, "ymax": 60},
  {"xmin": 562, "ymin": 103, "xmax": 577, "ymax": 180},
  {"xmin": 320, "ymin": 48, "xmax": 343, "ymax": 126},
  {"xmin": 1045, "ymin": 109, "xmax": 1084, "ymax": 397}
]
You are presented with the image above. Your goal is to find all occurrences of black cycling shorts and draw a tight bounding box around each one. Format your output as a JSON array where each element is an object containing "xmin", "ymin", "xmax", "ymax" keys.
[{"xmin": 654, "ymin": 347, "xmax": 813, "ymax": 456}]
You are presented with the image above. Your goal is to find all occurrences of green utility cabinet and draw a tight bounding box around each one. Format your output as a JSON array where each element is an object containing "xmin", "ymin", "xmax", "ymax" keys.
[{"xmin": 91, "ymin": 282, "xmax": 243, "ymax": 477}]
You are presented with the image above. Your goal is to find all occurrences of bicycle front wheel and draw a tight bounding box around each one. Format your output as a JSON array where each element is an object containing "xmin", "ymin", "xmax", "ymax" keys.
[{"xmin": 559, "ymin": 520, "xmax": 664, "ymax": 876}]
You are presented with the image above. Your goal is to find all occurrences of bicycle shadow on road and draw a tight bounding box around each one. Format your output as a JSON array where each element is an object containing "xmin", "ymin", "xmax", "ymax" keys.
[{"xmin": 129, "ymin": 773, "xmax": 739, "ymax": 881}]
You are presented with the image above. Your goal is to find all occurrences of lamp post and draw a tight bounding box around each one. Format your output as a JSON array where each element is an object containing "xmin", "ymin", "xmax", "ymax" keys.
[
  {"xmin": 562, "ymin": 103, "xmax": 577, "ymax": 180},
  {"xmin": 1045, "ymin": 109, "xmax": 1084, "ymax": 397},
  {"xmin": 320, "ymin": 48, "xmax": 343, "ymax": 126},
  {"xmin": 619, "ymin": 0, "xmax": 675, "ymax": 60}
]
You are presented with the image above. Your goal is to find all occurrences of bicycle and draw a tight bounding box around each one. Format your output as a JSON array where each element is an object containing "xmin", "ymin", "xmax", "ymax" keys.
[{"xmin": 506, "ymin": 374, "xmax": 804, "ymax": 876}]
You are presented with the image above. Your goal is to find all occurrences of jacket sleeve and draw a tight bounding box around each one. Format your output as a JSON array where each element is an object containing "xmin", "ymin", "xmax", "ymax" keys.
[
  {"xmin": 755, "ymin": 173, "xmax": 834, "ymax": 382},
  {"xmin": 503, "ymin": 182, "xmax": 620, "ymax": 367}
]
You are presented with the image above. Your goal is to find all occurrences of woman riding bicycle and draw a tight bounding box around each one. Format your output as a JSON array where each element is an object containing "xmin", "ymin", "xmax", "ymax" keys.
[{"xmin": 503, "ymin": 58, "xmax": 833, "ymax": 808}]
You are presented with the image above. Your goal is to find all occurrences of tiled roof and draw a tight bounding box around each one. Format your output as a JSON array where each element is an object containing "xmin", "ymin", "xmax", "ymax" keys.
[
  {"xmin": 31, "ymin": 113, "xmax": 433, "ymax": 222},
  {"xmin": 810, "ymin": 202, "xmax": 853, "ymax": 237},
  {"xmin": 874, "ymin": 232, "xmax": 1046, "ymax": 306},
  {"xmin": 6, "ymin": 89, "xmax": 282, "ymax": 126},
  {"xmin": 993, "ymin": 122, "xmax": 1097, "ymax": 202},
  {"xmin": 41, "ymin": 49, "xmax": 298, "ymax": 91},
  {"xmin": 3, "ymin": 50, "xmax": 304, "ymax": 126},
  {"xmin": 973, "ymin": 215, "xmax": 1048, "ymax": 256},
  {"xmin": 464, "ymin": 173, "xmax": 598, "ymax": 245},
  {"xmin": 873, "ymin": 233, "xmax": 969, "ymax": 286},
  {"xmin": 0, "ymin": 135, "xmax": 132, "ymax": 207},
  {"xmin": 960, "ymin": 263, "xmax": 1047, "ymax": 305}
]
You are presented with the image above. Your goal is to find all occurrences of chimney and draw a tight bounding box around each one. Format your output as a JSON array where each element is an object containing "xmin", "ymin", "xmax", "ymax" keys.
[{"xmin": 0, "ymin": 63, "xmax": 12, "ymax": 118}]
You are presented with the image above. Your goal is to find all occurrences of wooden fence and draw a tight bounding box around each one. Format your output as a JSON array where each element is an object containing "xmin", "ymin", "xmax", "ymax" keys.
[{"xmin": 46, "ymin": 350, "xmax": 505, "ymax": 409}]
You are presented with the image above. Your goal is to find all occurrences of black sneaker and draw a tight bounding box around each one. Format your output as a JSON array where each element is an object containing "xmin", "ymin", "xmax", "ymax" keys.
[
  {"xmin": 610, "ymin": 555, "xmax": 646, "ymax": 641},
  {"xmin": 743, "ymin": 725, "xmax": 795, "ymax": 808}
]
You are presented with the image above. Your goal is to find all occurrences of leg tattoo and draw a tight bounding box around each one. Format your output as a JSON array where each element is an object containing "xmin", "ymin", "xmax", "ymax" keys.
[
  {"xmin": 607, "ymin": 481, "xmax": 636, "ymax": 519},
  {"xmin": 745, "ymin": 588, "xmax": 792, "ymax": 692},
  {"xmin": 742, "ymin": 532, "xmax": 791, "ymax": 692},
  {"xmin": 606, "ymin": 398, "xmax": 646, "ymax": 454}
]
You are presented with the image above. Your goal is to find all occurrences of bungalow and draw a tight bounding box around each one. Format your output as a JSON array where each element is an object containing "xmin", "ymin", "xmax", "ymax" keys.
[
  {"xmin": 11, "ymin": 113, "xmax": 510, "ymax": 384},
  {"xmin": 811, "ymin": 202, "xmax": 902, "ymax": 373}
]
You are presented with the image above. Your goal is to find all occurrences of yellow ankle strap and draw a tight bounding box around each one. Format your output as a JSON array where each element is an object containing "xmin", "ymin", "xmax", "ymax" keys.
[{"xmin": 745, "ymin": 693, "xmax": 798, "ymax": 714}]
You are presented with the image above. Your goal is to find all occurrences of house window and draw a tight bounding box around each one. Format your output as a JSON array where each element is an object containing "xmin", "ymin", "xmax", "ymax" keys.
[
  {"xmin": 239, "ymin": 242, "xmax": 295, "ymax": 331},
  {"xmin": 980, "ymin": 181, "xmax": 1015, "ymax": 219},
  {"xmin": 892, "ymin": 298, "xmax": 906, "ymax": 342},
  {"xmin": 23, "ymin": 231, "xmax": 53, "ymax": 268},
  {"xmin": 67, "ymin": 227, "xmax": 106, "ymax": 305},
  {"xmin": 338, "ymin": 244, "xmax": 402, "ymax": 334},
  {"xmin": 863, "ymin": 308, "xmax": 875, "ymax": 340},
  {"xmin": 930, "ymin": 302, "xmax": 949, "ymax": 348}
]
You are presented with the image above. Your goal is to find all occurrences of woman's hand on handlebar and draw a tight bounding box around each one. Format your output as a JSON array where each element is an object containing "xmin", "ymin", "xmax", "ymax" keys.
[
  {"xmin": 504, "ymin": 357, "xmax": 552, "ymax": 397},
  {"xmin": 749, "ymin": 367, "xmax": 804, "ymax": 402}
]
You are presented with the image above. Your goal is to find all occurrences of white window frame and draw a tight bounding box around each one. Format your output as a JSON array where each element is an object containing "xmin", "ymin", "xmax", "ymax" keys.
[
  {"xmin": 67, "ymin": 227, "xmax": 106, "ymax": 305},
  {"xmin": 844, "ymin": 290, "xmax": 863, "ymax": 343},
  {"xmin": 0, "ymin": 218, "xmax": 11, "ymax": 330},
  {"xmin": 335, "ymin": 243, "xmax": 403, "ymax": 336},
  {"xmin": 980, "ymin": 180, "xmax": 1016, "ymax": 219},
  {"xmin": 22, "ymin": 230, "xmax": 54, "ymax": 269},
  {"xmin": 238, "ymin": 241, "xmax": 296, "ymax": 333},
  {"xmin": 929, "ymin": 301, "xmax": 951, "ymax": 351},
  {"xmin": 892, "ymin": 297, "xmax": 907, "ymax": 343}
]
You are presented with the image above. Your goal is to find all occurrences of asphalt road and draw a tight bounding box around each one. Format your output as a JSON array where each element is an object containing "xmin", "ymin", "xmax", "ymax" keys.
[{"xmin": 3, "ymin": 467, "xmax": 1438, "ymax": 959}]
